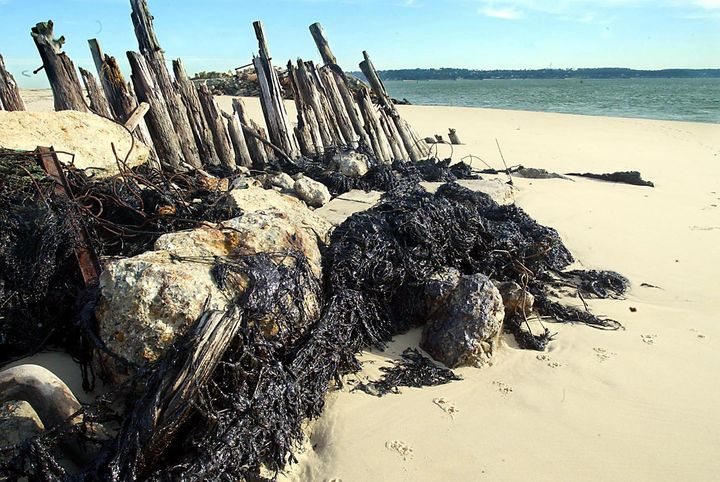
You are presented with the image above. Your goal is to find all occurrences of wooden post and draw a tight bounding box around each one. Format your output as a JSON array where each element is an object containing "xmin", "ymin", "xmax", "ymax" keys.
[
  {"xmin": 287, "ymin": 61, "xmax": 322, "ymax": 157},
  {"xmin": 30, "ymin": 21, "xmax": 87, "ymax": 112},
  {"xmin": 295, "ymin": 59, "xmax": 334, "ymax": 148},
  {"xmin": 307, "ymin": 22, "xmax": 370, "ymax": 151},
  {"xmin": 359, "ymin": 51, "xmax": 426, "ymax": 161},
  {"xmin": 197, "ymin": 83, "xmax": 236, "ymax": 170},
  {"xmin": 0, "ymin": 54, "xmax": 26, "ymax": 111},
  {"xmin": 79, "ymin": 67, "xmax": 113, "ymax": 118},
  {"xmin": 252, "ymin": 21, "xmax": 301, "ymax": 159},
  {"xmin": 127, "ymin": 51, "xmax": 184, "ymax": 171},
  {"xmin": 357, "ymin": 87, "xmax": 392, "ymax": 163},
  {"xmin": 319, "ymin": 66, "xmax": 358, "ymax": 148},
  {"xmin": 222, "ymin": 111, "xmax": 253, "ymax": 169},
  {"xmin": 232, "ymin": 97, "xmax": 267, "ymax": 169},
  {"xmin": 173, "ymin": 59, "xmax": 221, "ymax": 167},
  {"xmin": 130, "ymin": 0, "xmax": 202, "ymax": 168},
  {"xmin": 307, "ymin": 61, "xmax": 344, "ymax": 145}
]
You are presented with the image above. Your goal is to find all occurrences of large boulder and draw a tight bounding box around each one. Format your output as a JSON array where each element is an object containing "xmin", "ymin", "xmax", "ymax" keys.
[
  {"xmin": 96, "ymin": 210, "xmax": 323, "ymax": 377},
  {"xmin": 0, "ymin": 110, "xmax": 150, "ymax": 177},
  {"xmin": 0, "ymin": 400, "xmax": 44, "ymax": 453},
  {"xmin": 294, "ymin": 175, "xmax": 331, "ymax": 208},
  {"xmin": 420, "ymin": 272, "xmax": 505, "ymax": 368},
  {"xmin": 226, "ymin": 184, "xmax": 333, "ymax": 245}
]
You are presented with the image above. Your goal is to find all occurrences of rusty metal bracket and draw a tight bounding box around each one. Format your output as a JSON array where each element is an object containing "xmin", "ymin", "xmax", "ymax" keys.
[{"xmin": 35, "ymin": 146, "xmax": 102, "ymax": 287}]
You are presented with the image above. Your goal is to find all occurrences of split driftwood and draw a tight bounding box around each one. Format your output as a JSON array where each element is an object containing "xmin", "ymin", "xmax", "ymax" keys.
[{"xmin": 79, "ymin": 67, "xmax": 113, "ymax": 118}]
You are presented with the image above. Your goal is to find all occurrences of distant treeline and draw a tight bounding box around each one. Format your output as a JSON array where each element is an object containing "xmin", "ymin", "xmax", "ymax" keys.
[{"xmin": 351, "ymin": 68, "xmax": 720, "ymax": 81}]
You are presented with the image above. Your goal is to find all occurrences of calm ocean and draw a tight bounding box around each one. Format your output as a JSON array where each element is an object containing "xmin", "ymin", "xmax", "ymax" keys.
[{"xmin": 383, "ymin": 78, "xmax": 720, "ymax": 124}]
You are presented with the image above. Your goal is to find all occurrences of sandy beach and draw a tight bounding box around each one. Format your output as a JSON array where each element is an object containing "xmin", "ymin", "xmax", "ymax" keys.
[{"xmin": 16, "ymin": 90, "xmax": 720, "ymax": 481}]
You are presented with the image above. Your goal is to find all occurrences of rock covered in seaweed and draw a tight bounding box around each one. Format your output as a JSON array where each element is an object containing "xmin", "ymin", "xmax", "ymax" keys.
[
  {"xmin": 294, "ymin": 175, "xmax": 332, "ymax": 207},
  {"xmin": 96, "ymin": 209, "xmax": 323, "ymax": 377},
  {"xmin": 420, "ymin": 272, "xmax": 505, "ymax": 368},
  {"xmin": 0, "ymin": 400, "xmax": 44, "ymax": 455}
]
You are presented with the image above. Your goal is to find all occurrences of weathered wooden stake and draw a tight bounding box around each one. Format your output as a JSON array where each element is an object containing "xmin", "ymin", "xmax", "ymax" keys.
[
  {"xmin": 319, "ymin": 66, "xmax": 358, "ymax": 148},
  {"xmin": 0, "ymin": 54, "xmax": 26, "ymax": 111},
  {"xmin": 232, "ymin": 97, "xmax": 268, "ymax": 169},
  {"xmin": 222, "ymin": 111, "xmax": 253, "ymax": 169},
  {"xmin": 79, "ymin": 67, "xmax": 113, "ymax": 118},
  {"xmin": 252, "ymin": 21, "xmax": 301, "ymax": 159},
  {"xmin": 359, "ymin": 50, "xmax": 428, "ymax": 161},
  {"xmin": 308, "ymin": 22, "xmax": 371, "ymax": 150},
  {"xmin": 173, "ymin": 59, "xmax": 221, "ymax": 167},
  {"xmin": 197, "ymin": 84, "xmax": 236, "ymax": 170},
  {"xmin": 124, "ymin": 102, "xmax": 150, "ymax": 131},
  {"xmin": 357, "ymin": 87, "xmax": 392, "ymax": 163},
  {"xmin": 127, "ymin": 51, "xmax": 184, "ymax": 171},
  {"xmin": 130, "ymin": 0, "xmax": 202, "ymax": 168},
  {"xmin": 31, "ymin": 21, "xmax": 87, "ymax": 112}
]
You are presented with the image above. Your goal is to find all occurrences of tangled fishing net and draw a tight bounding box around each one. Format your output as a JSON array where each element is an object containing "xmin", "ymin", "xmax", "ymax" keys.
[{"xmin": 0, "ymin": 146, "xmax": 627, "ymax": 481}]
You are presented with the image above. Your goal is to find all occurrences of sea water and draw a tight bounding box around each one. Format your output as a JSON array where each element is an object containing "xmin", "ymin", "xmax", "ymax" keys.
[{"xmin": 383, "ymin": 78, "xmax": 720, "ymax": 124}]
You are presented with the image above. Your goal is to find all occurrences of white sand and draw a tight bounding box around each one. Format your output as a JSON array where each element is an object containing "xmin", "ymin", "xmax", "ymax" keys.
[{"xmin": 19, "ymin": 91, "xmax": 720, "ymax": 481}]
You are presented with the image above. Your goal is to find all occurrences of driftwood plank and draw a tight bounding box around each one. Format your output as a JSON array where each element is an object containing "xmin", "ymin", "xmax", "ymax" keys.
[
  {"xmin": 31, "ymin": 21, "xmax": 88, "ymax": 112},
  {"xmin": 79, "ymin": 67, "xmax": 113, "ymax": 118},
  {"xmin": 127, "ymin": 51, "xmax": 184, "ymax": 171},
  {"xmin": 0, "ymin": 54, "xmax": 26, "ymax": 111},
  {"xmin": 198, "ymin": 83, "xmax": 236, "ymax": 170},
  {"xmin": 173, "ymin": 59, "xmax": 221, "ymax": 167}
]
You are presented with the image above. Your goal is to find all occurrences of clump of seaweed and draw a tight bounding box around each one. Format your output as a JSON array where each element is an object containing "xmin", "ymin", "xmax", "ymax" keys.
[{"xmin": 356, "ymin": 348, "xmax": 462, "ymax": 397}]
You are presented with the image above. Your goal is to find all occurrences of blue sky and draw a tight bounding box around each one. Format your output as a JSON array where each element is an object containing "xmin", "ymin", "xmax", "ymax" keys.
[{"xmin": 1, "ymin": 0, "xmax": 719, "ymax": 88}]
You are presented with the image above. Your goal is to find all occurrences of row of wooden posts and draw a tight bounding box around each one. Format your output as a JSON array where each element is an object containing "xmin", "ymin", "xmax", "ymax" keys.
[{"xmin": 0, "ymin": 0, "xmax": 429, "ymax": 174}]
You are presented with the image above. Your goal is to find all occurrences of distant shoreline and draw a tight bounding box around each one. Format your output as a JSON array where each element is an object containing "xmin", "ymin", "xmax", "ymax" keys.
[{"xmin": 351, "ymin": 68, "xmax": 720, "ymax": 82}]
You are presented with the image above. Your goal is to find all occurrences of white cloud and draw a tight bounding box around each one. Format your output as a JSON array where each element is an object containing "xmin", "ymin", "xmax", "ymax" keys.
[{"xmin": 480, "ymin": 5, "xmax": 523, "ymax": 18}]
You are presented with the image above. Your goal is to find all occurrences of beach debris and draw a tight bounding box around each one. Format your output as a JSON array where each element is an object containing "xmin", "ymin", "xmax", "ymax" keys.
[
  {"xmin": 566, "ymin": 170, "xmax": 655, "ymax": 187},
  {"xmin": 0, "ymin": 401, "xmax": 44, "ymax": 457},
  {"xmin": 513, "ymin": 167, "xmax": 568, "ymax": 180},
  {"xmin": 0, "ymin": 54, "xmax": 26, "ymax": 111},
  {"xmin": 448, "ymin": 128, "xmax": 462, "ymax": 145},
  {"xmin": 294, "ymin": 174, "xmax": 332, "ymax": 207},
  {"xmin": 492, "ymin": 380, "xmax": 513, "ymax": 396},
  {"xmin": 420, "ymin": 274, "xmax": 506, "ymax": 368},
  {"xmin": 356, "ymin": 348, "xmax": 462, "ymax": 396}
]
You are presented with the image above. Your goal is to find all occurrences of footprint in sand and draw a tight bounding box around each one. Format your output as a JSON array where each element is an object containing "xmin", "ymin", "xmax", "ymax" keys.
[
  {"xmin": 385, "ymin": 440, "xmax": 414, "ymax": 460},
  {"xmin": 641, "ymin": 334, "xmax": 657, "ymax": 345},
  {"xmin": 433, "ymin": 397, "xmax": 459, "ymax": 417},
  {"xmin": 593, "ymin": 347, "xmax": 617, "ymax": 362},
  {"xmin": 492, "ymin": 381, "xmax": 513, "ymax": 396},
  {"xmin": 536, "ymin": 354, "xmax": 562, "ymax": 368}
]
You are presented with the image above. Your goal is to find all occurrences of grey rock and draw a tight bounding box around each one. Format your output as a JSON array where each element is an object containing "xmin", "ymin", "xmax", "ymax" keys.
[
  {"xmin": 420, "ymin": 273, "xmax": 505, "ymax": 368},
  {"xmin": 269, "ymin": 172, "xmax": 295, "ymax": 190},
  {"xmin": 0, "ymin": 400, "xmax": 44, "ymax": 450},
  {"xmin": 493, "ymin": 280, "xmax": 535, "ymax": 317},
  {"xmin": 331, "ymin": 151, "xmax": 369, "ymax": 178},
  {"xmin": 294, "ymin": 176, "xmax": 331, "ymax": 208}
]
